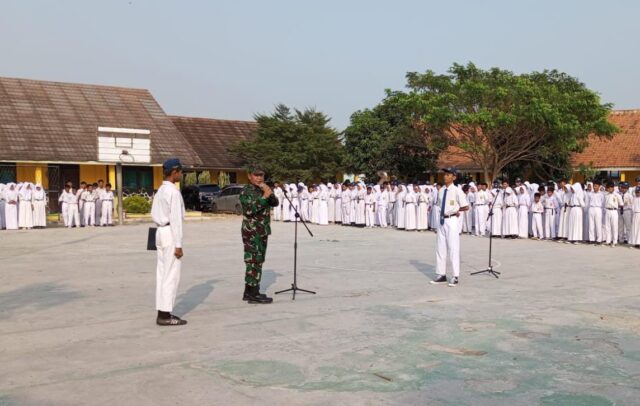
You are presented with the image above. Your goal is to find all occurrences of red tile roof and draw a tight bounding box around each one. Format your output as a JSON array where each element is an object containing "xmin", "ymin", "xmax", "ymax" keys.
[
  {"xmin": 170, "ymin": 115, "xmax": 256, "ymax": 169},
  {"xmin": 0, "ymin": 76, "xmax": 201, "ymax": 166},
  {"xmin": 572, "ymin": 110, "xmax": 640, "ymax": 169}
]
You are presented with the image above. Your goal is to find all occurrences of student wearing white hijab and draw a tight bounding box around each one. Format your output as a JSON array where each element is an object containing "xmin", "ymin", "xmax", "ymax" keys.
[
  {"xmin": 311, "ymin": 185, "xmax": 321, "ymax": 224},
  {"xmin": 281, "ymin": 184, "xmax": 291, "ymax": 222},
  {"xmin": 3, "ymin": 183, "xmax": 19, "ymax": 230},
  {"xmin": 395, "ymin": 185, "xmax": 407, "ymax": 230},
  {"xmin": 0, "ymin": 183, "xmax": 6, "ymax": 229},
  {"xmin": 630, "ymin": 186, "xmax": 640, "ymax": 247},
  {"xmin": 501, "ymin": 180, "xmax": 519, "ymax": 238},
  {"xmin": 299, "ymin": 184, "xmax": 310, "ymax": 222},
  {"xmin": 318, "ymin": 184, "xmax": 329, "ymax": 226},
  {"xmin": 289, "ymin": 184, "xmax": 299, "ymax": 222},
  {"xmin": 489, "ymin": 183, "xmax": 503, "ymax": 237},
  {"xmin": 355, "ymin": 184, "xmax": 366, "ymax": 227},
  {"xmin": 18, "ymin": 183, "xmax": 34, "ymax": 230},
  {"xmin": 416, "ymin": 185, "xmax": 430, "ymax": 231},
  {"xmin": 334, "ymin": 183, "xmax": 343, "ymax": 224},
  {"xmin": 474, "ymin": 182, "xmax": 490, "ymax": 236},
  {"xmin": 273, "ymin": 182, "xmax": 284, "ymax": 221},
  {"xmin": 327, "ymin": 182, "xmax": 336, "ymax": 223},
  {"xmin": 404, "ymin": 185, "xmax": 417, "ymax": 231},
  {"xmin": 32, "ymin": 183, "xmax": 47, "ymax": 228},
  {"xmin": 516, "ymin": 184, "xmax": 531, "ymax": 239},
  {"xmin": 566, "ymin": 182, "xmax": 586, "ymax": 244}
]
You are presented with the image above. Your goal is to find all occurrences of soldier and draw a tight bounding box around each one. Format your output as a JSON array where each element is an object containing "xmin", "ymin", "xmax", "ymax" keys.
[{"xmin": 240, "ymin": 167, "xmax": 279, "ymax": 304}]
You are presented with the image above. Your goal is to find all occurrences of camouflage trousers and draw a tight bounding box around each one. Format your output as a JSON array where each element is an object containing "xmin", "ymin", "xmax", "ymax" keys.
[{"xmin": 242, "ymin": 231, "xmax": 269, "ymax": 287}]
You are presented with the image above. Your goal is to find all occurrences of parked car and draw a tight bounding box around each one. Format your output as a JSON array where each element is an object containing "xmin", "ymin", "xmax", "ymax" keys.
[
  {"xmin": 210, "ymin": 185, "xmax": 244, "ymax": 214},
  {"xmin": 181, "ymin": 184, "xmax": 221, "ymax": 211}
]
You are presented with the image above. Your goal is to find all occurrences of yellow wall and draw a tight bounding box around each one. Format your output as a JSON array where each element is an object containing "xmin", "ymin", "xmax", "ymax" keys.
[
  {"xmin": 153, "ymin": 166, "xmax": 163, "ymax": 190},
  {"xmin": 79, "ymin": 165, "xmax": 108, "ymax": 185},
  {"xmin": 108, "ymin": 165, "xmax": 116, "ymax": 189},
  {"xmin": 237, "ymin": 171, "xmax": 248, "ymax": 184},
  {"xmin": 16, "ymin": 163, "xmax": 37, "ymax": 183},
  {"xmin": 622, "ymin": 171, "xmax": 640, "ymax": 183}
]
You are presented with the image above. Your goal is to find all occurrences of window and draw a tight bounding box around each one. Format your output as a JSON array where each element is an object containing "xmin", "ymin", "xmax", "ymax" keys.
[
  {"xmin": 123, "ymin": 166, "xmax": 153, "ymax": 193},
  {"xmin": 0, "ymin": 163, "xmax": 16, "ymax": 183}
]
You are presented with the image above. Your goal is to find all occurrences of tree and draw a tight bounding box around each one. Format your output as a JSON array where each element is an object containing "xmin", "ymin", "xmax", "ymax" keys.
[
  {"xmin": 229, "ymin": 104, "xmax": 345, "ymax": 183},
  {"xmin": 397, "ymin": 62, "xmax": 618, "ymax": 181},
  {"xmin": 343, "ymin": 92, "xmax": 446, "ymax": 181}
]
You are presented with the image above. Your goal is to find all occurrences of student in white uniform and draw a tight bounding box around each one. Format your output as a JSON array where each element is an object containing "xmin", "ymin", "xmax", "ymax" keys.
[
  {"xmin": 65, "ymin": 183, "xmax": 81, "ymax": 228},
  {"xmin": 151, "ymin": 158, "xmax": 187, "ymax": 326},
  {"xmin": 0, "ymin": 184, "xmax": 6, "ymax": 230},
  {"xmin": 355, "ymin": 184, "xmax": 366, "ymax": 227},
  {"xmin": 567, "ymin": 182, "xmax": 586, "ymax": 244},
  {"xmin": 81, "ymin": 184, "xmax": 97, "ymax": 227},
  {"xmin": 273, "ymin": 182, "xmax": 284, "ymax": 221},
  {"xmin": 334, "ymin": 183, "xmax": 343, "ymax": 224},
  {"xmin": 388, "ymin": 184, "xmax": 397, "ymax": 227},
  {"xmin": 629, "ymin": 186, "xmax": 640, "ymax": 248},
  {"xmin": 416, "ymin": 185, "xmax": 430, "ymax": 231},
  {"xmin": 489, "ymin": 183, "xmax": 504, "ymax": 237},
  {"xmin": 404, "ymin": 185, "xmax": 418, "ymax": 231},
  {"xmin": 431, "ymin": 168, "xmax": 469, "ymax": 287},
  {"xmin": 516, "ymin": 184, "xmax": 531, "ymax": 239},
  {"xmin": 474, "ymin": 183, "xmax": 490, "ymax": 237},
  {"xmin": 502, "ymin": 180, "xmax": 519, "ymax": 238},
  {"xmin": 603, "ymin": 181, "xmax": 623, "ymax": 247},
  {"xmin": 95, "ymin": 180, "xmax": 105, "ymax": 223},
  {"xmin": 341, "ymin": 183, "xmax": 351, "ymax": 226},
  {"xmin": 587, "ymin": 180, "xmax": 604, "ymax": 244},
  {"xmin": 76, "ymin": 182, "xmax": 87, "ymax": 227},
  {"xmin": 541, "ymin": 187, "xmax": 558, "ymax": 240},
  {"xmin": 377, "ymin": 183, "xmax": 389, "ymax": 228},
  {"xmin": 327, "ymin": 183, "xmax": 336, "ymax": 224},
  {"xmin": 364, "ymin": 186, "xmax": 376, "ymax": 228},
  {"xmin": 395, "ymin": 185, "xmax": 407, "ymax": 230},
  {"xmin": 619, "ymin": 182, "xmax": 633, "ymax": 244},
  {"xmin": 318, "ymin": 184, "xmax": 329, "ymax": 226},
  {"xmin": 32, "ymin": 183, "xmax": 47, "ymax": 228},
  {"xmin": 530, "ymin": 193, "xmax": 544, "ymax": 239},
  {"xmin": 18, "ymin": 183, "xmax": 34, "ymax": 230},
  {"xmin": 3, "ymin": 183, "xmax": 19, "ymax": 230},
  {"xmin": 100, "ymin": 183, "xmax": 115, "ymax": 226}
]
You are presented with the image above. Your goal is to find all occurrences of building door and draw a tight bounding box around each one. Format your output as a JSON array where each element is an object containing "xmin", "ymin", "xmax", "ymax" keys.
[{"xmin": 59, "ymin": 164, "xmax": 80, "ymax": 189}]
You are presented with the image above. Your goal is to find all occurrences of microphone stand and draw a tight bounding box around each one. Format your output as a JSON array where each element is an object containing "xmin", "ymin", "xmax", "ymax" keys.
[
  {"xmin": 275, "ymin": 190, "xmax": 316, "ymax": 300},
  {"xmin": 471, "ymin": 188, "xmax": 501, "ymax": 278}
]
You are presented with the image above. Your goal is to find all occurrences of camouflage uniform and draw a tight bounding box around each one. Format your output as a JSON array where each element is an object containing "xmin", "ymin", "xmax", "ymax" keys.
[{"xmin": 240, "ymin": 184, "xmax": 279, "ymax": 287}]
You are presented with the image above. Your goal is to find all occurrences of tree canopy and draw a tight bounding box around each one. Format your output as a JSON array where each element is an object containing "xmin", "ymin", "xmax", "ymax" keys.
[
  {"xmin": 399, "ymin": 62, "xmax": 618, "ymax": 181},
  {"xmin": 229, "ymin": 104, "xmax": 345, "ymax": 183}
]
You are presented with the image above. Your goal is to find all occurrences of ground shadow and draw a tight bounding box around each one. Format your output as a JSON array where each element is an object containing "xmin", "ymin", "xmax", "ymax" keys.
[
  {"xmin": 173, "ymin": 279, "xmax": 217, "ymax": 316},
  {"xmin": 0, "ymin": 283, "xmax": 82, "ymax": 315},
  {"xmin": 409, "ymin": 260, "xmax": 436, "ymax": 280},
  {"xmin": 261, "ymin": 269, "xmax": 282, "ymax": 292}
]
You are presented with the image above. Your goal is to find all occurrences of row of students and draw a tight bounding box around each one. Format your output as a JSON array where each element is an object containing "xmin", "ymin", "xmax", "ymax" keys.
[
  {"xmin": 0, "ymin": 182, "xmax": 47, "ymax": 230},
  {"xmin": 269, "ymin": 177, "xmax": 640, "ymax": 248},
  {"xmin": 58, "ymin": 180, "xmax": 115, "ymax": 228}
]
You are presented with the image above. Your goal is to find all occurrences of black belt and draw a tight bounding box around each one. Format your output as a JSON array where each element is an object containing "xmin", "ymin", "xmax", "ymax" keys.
[
  {"xmin": 443, "ymin": 214, "xmax": 457, "ymax": 219},
  {"xmin": 157, "ymin": 223, "xmax": 170, "ymax": 227},
  {"xmin": 606, "ymin": 208, "xmax": 618, "ymax": 211},
  {"xmin": 475, "ymin": 203, "xmax": 487, "ymax": 206}
]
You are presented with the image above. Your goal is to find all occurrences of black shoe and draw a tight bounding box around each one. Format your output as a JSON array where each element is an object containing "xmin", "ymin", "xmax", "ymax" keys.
[
  {"xmin": 430, "ymin": 275, "xmax": 448, "ymax": 284},
  {"xmin": 242, "ymin": 284, "xmax": 269, "ymax": 301},
  {"xmin": 448, "ymin": 277, "xmax": 459, "ymax": 287},
  {"xmin": 156, "ymin": 314, "xmax": 187, "ymax": 326},
  {"xmin": 246, "ymin": 285, "xmax": 273, "ymax": 304}
]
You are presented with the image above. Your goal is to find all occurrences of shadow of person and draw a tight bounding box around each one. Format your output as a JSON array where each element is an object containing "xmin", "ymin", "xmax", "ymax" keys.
[
  {"xmin": 261, "ymin": 269, "xmax": 282, "ymax": 292},
  {"xmin": 409, "ymin": 260, "xmax": 436, "ymax": 280},
  {"xmin": 173, "ymin": 279, "xmax": 217, "ymax": 316}
]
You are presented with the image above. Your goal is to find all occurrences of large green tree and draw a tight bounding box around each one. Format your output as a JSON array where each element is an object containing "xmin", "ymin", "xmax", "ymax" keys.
[
  {"xmin": 398, "ymin": 62, "xmax": 618, "ymax": 181},
  {"xmin": 343, "ymin": 91, "xmax": 447, "ymax": 181},
  {"xmin": 229, "ymin": 104, "xmax": 345, "ymax": 183}
]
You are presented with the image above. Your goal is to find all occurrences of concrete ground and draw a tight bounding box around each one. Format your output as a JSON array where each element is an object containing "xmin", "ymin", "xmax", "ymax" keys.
[{"xmin": 1, "ymin": 217, "xmax": 639, "ymax": 406}]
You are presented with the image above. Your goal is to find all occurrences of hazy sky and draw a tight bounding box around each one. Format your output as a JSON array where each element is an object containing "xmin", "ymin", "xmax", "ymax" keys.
[{"xmin": 1, "ymin": 0, "xmax": 639, "ymax": 130}]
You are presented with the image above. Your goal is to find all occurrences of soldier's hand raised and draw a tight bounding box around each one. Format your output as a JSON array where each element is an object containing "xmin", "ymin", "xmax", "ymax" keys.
[{"xmin": 259, "ymin": 183, "xmax": 273, "ymax": 198}]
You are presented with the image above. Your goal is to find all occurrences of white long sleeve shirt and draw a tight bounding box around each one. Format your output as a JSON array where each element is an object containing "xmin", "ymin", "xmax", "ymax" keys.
[{"xmin": 151, "ymin": 181, "xmax": 185, "ymax": 248}]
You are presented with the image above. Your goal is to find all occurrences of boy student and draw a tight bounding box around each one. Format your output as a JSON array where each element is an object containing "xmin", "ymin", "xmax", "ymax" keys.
[
  {"xmin": 541, "ymin": 187, "xmax": 558, "ymax": 240},
  {"xmin": 431, "ymin": 167, "xmax": 469, "ymax": 287},
  {"xmin": 81, "ymin": 184, "xmax": 97, "ymax": 226},
  {"xmin": 604, "ymin": 181, "xmax": 624, "ymax": 247},
  {"xmin": 100, "ymin": 183, "xmax": 114, "ymax": 226},
  {"xmin": 587, "ymin": 180, "xmax": 605, "ymax": 244},
  {"xmin": 364, "ymin": 186, "xmax": 376, "ymax": 228},
  {"xmin": 530, "ymin": 193, "xmax": 544, "ymax": 239},
  {"xmin": 151, "ymin": 158, "xmax": 187, "ymax": 326},
  {"xmin": 630, "ymin": 186, "xmax": 640, "ymax": 248}
]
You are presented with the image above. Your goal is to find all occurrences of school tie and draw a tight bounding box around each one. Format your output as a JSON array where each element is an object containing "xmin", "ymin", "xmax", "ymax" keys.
[{"xmin": 440, "ymin": 188, "xmax": 448, "ymax": 226}]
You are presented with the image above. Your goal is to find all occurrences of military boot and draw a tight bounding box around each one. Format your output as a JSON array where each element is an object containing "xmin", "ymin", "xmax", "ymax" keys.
[
  {"xmin": 243, "ymin": 284, "xmax": 268, "ymax": 301},
  {"xmin": 246, "ymin": 285, "xmax": 273, "ymax": 304}
]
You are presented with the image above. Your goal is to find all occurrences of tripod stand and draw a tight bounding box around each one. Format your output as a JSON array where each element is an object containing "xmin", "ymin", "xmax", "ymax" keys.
[
  {"xmin": 471, "ymin": 188, "xmax": 501, "ymax": 279},
  {"xmin": 275, "ymin": 190, "xmax": 316, "ymax": 300}
]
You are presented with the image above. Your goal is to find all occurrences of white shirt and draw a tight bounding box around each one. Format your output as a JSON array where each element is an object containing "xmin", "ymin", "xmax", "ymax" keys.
[
  {"xmin": 605, "ymin": 193, "xmax": 623, "ymax": 210},
  {"xmin": 100, "ymin": 190, "xmax": 114, "ymax": 201},
  {"xmin": 587, "ymin": 191, "xmax": 604, "ymax": 208},
  {"xmin": 531, "ymin": 201, "xmax": 544, "ymax": 214},
  {"xmin": 437, "ymin": 184, "xmax": 469, "ymax": 216},
  {"xmin": 151, "ymin": 181, "xmax": 186, "ymax": 248}
]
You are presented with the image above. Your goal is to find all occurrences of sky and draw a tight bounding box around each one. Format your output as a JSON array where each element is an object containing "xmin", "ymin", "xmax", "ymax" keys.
[{"xmin": 1, "ymin": 0, "xmax": 639, "ymax": 130}]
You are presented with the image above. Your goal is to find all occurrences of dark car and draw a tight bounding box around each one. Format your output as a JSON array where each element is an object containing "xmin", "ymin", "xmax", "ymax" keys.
[
  {"xmin": 210, "ymin": 185, "xmax": 244, "ymax": 214},
  {"xmin": 181, "ymin": 184, "xmax": 221, "ymax": 211}
]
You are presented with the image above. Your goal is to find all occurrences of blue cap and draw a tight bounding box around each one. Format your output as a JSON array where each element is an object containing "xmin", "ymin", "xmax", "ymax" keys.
[
  {"xmin": 163, "ymin": 158, "xmax": 182, "ymax": 172},
  {"xmin": 441, "ymin": 167, "xmax": 459, "ymax": 177}
]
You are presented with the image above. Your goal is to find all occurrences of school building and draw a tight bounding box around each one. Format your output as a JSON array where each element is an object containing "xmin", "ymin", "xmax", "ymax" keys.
[
  {"xmin": 437, "ymin": 109, "xmax": 640, "ymax": 184},
  {"xmin": 0, "ymin": 76, "xmax": 256, "ymax": 212}
]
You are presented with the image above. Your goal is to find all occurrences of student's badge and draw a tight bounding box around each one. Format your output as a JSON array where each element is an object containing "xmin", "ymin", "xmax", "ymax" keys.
[{"xmin": 449, "ymin": 200, "xmax": 455, "ymax": 205}]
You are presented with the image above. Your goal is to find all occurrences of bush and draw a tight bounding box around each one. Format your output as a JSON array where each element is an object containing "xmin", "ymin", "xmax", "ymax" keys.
[{"xmin": 124, "ymin": 195, "xmax": 151, "ymax": 214}]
